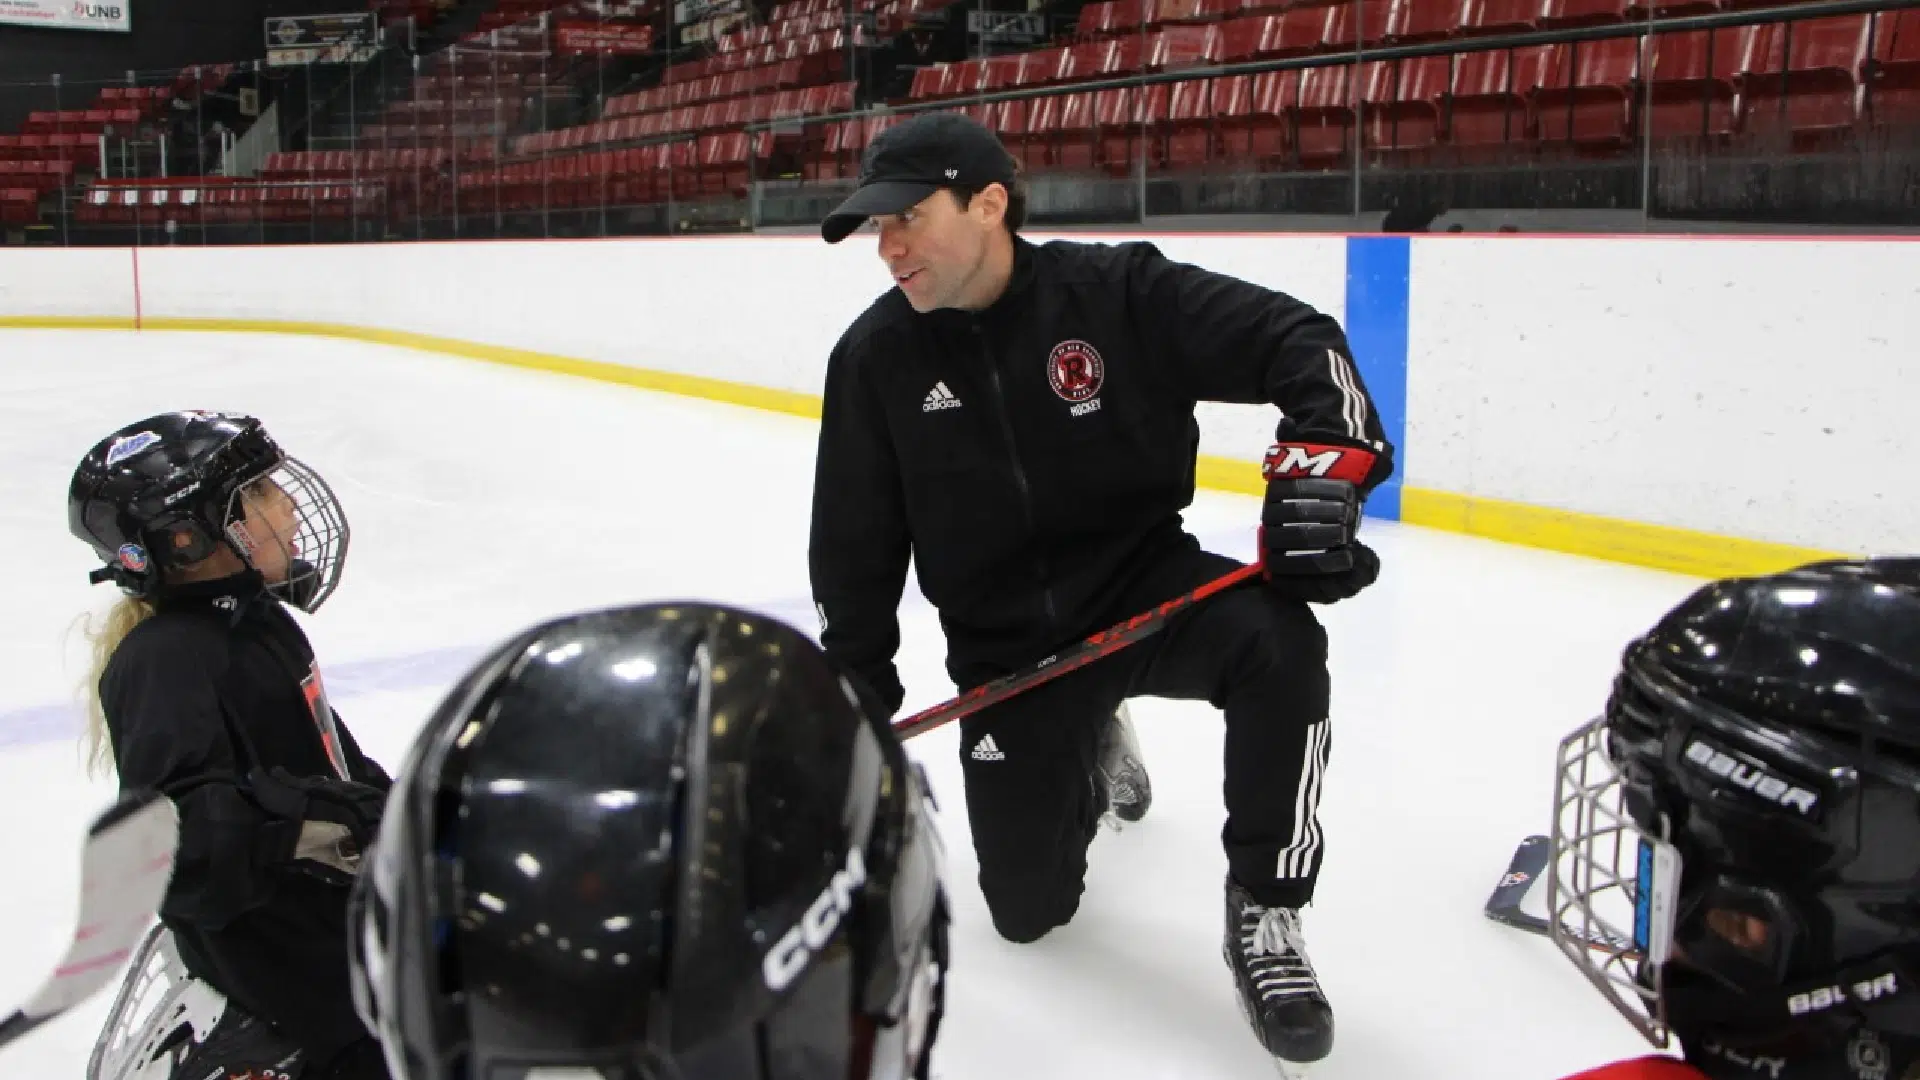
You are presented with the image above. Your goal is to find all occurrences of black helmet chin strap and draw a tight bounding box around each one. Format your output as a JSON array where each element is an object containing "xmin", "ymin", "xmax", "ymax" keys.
[{"xmin": 87, "ymin": 559, "xmax": 157, "ymax": 597}]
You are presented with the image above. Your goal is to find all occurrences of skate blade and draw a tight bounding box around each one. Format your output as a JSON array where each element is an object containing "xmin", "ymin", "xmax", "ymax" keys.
[{"xmin": 1272, "ymin": 1059, "xmax": 1315, "ymax": 1080}]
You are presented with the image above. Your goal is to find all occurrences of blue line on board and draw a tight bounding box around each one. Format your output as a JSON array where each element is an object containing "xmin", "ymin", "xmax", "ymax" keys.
[{"xmin": 1343, "ymin": 236, "xmax": 1411, "ymax": 523}]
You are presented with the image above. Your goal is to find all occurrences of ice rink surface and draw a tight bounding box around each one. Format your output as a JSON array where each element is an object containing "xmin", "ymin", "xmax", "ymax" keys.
[{"xmin": 0, "ymin": 329, "xmax": 1708, "ymax": 1079}]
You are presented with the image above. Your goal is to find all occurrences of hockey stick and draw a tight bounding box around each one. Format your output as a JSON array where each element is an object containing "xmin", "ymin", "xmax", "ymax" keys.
[
  {"xmin": 892, "ymin": 562, "xmax": 1264, "ymax": 741},
  {"xmin": 0, "ymin": 790, "xmax": 179, "ymax": 1051},
  {"xmin": 1483, "ymin": 835, "xmax": 1638, "ymax": 956}
]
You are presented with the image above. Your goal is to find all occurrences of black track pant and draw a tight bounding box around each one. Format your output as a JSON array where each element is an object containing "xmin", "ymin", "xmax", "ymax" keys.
[{"xmin": 955, "ymin": 546, "xmax": 1332, "ymax": 944}]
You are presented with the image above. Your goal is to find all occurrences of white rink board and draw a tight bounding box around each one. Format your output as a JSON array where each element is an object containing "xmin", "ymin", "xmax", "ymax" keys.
[
  {"xmin": 1407, "ymin": 236, "xmax": 1920, "ymax": 552},
  {"xmin": 3, "ymin": 232, "xmax": 1915, "ymax": 552}
]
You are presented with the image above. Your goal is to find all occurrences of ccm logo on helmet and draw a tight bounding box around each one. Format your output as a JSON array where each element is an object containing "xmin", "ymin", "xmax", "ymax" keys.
[
  {"xmin": 762, "ymin": 846, "xmax": 868, "ymax": 992},
  {"xmin": 1681, "ymin": 738, "xmax": 1820, "ymax": 817}
]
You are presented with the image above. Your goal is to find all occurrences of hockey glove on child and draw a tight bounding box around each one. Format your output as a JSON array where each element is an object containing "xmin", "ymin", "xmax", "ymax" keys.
[
  {"xmin": 1260, "ymin": 434, "xmax": 1385, "ymax": 605},
  {"xmin": 248, "ymin": 766, "xmax": 388, "ymax": 885}
]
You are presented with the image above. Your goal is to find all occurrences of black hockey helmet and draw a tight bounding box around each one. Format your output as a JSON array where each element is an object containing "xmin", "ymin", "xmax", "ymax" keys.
[
  {"xmin": 67, "ymin": 410, "xmax": 350, "ymax": 613},
  {"xmin": 1549, "ymin": 557, "xmax": 1920, "ymax": 1072},
  {"xmin": 347, "ymin": 602, "xmax": 950, "ymax": 1080}
]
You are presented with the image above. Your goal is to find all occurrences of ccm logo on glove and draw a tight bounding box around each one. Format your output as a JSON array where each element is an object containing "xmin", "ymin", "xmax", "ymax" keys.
[
  {"xmin": 1258, "ymin": 439, "xmax": 1382, "ymax": 604},
  {"xmin": 1261, "ymin": 443, "xmax": 1378, "ymax": 485}
]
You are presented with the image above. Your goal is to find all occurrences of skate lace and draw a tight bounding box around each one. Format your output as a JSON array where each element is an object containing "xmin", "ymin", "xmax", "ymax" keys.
[{"xmin": 1241, "ymin": 903, "xmax": 1320, "ymax": 1004}]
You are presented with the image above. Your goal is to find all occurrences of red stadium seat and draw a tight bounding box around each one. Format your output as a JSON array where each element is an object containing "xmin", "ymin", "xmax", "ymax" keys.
[
  {"xmin": 1323, "ymin": 0, "xmax": 1405, "ymax": 52},
  {"xmin": 1460, "ymin": 0, "xmax": 1540, "ymax": 37},
  {"xmin": 1160, "ymin": 79, "xmax": 1216, "ymax": 170},
  {"xmin": 1050, "ymin": 92, "xmax": 1100, "ymax": 170},
  {"xmin": 1539, "ymin": 0, "xmax": 1628, "ymax": 28},
  {"xmin": 1626, "ymin": 0, "xmax": 1718, "ymax": 18},
  {"xmin": 1094, "ymin": 86, "xmax": 1146, "ymax": 174},
  {"xmin": 1270, "ymin": 6, "xmax": 1334, "ymax": 57},
  {"xmin": 1077, "ymin": 0, "xmax": 1119, "ymax": 37},
  {"xmin": 1214, "ymin": 15, "xmax": 1273, "ymax": 63},
  {"xmin": 1741, "ymin": 15, "xmax": 1872, "ymax": 142},
  {"xmin": 1868, "ymin": 9, "xmax": 1920, "ymax": 122},
  {"xmin": 1396, "ymin": 0, "xmax": 1465, "ymax": 42},
  {"xmin": 1448, "ymin": 46, "xmax": 1554, "ymax": 149},
  {"xmin": 1222, "ymin": 69, "xmax": 1298, "ymax": 164},
  {"xmin": 1536, "ymin": 38, "xmax": 1641, "ymax": 146},
  {"xmin": 1646, "ymin": 26, "xmax": 1759, "ymax": 140},
  {"xmin": 1295, "ymin": 63, "xmax": 1354, "ymax": 165},
  {"xmin": 1361, "ymin": 55, "xmax": 1450, "ymax": 153}
]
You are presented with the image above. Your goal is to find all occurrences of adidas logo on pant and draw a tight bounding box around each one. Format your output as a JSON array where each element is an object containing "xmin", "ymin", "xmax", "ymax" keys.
[
  {"xmin": 923, "ymin": 382, "xmax": 962, "ymax": 412},
  {"xmin": 971, "ymin": 735, "xmax": 1005, "ymax": 761}
]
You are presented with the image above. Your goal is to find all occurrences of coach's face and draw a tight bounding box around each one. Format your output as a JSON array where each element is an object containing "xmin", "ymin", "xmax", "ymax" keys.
[{"xmin": 873, "ymin": 185, "xmax": 1008, "ymax": 314}]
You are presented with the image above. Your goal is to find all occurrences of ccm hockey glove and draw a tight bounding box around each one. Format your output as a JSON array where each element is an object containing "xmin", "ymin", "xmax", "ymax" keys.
[{"xmin": 1260, "ymin": 435, "xmax": 1384, "ymax": 605}]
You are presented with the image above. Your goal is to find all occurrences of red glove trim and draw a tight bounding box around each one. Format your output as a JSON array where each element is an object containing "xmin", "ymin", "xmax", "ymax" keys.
[{"xmin": 1262, "ymin": 442, "xmax": 1378, "ymax": 485}]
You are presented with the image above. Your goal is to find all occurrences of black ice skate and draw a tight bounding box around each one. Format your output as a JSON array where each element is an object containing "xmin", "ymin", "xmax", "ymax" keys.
[
  {"xmin": 1223, "ymin": 876, "xmax": 1334, "ymax": 1073},
  {"xmin": 1096, "ymin": 702, "xmax": 1151, "ymax": 827}
]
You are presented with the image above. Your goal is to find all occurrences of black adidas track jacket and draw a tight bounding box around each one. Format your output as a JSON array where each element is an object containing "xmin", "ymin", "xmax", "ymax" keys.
[{"xmin": 807, "ymin": 235, "xmax": 1394, "ymax": 712}]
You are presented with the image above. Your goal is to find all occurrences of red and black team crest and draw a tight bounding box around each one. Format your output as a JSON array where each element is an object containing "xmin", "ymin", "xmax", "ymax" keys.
[{"xmin": 1046, "ymin": 340, "xmax": 1105, "ymax": 403}]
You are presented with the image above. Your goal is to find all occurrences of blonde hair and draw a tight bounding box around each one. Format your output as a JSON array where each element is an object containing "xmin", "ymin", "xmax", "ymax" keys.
[{"xmin": 77, "ymin": 594, "xmax": 156, "ymax": 779}]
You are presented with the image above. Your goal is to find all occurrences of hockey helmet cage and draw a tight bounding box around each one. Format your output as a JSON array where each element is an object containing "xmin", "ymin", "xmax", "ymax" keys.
[
  {"xmin": 68, "ymin": 411, "xmax": 350, "ymax": 613},
  {"xmin": 1549, "ymin": 557, "xmax": 1920, "ymax": 1066}
]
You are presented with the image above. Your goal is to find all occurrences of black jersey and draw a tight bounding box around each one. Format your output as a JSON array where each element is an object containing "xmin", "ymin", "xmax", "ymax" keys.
[{"xmin": 99, "ymin": 571, "xmax": 390, "ymax": 1058}]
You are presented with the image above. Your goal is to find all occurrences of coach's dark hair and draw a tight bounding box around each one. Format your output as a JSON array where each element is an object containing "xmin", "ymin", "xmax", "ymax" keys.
[{"xmin": 946, "ymin": 166, "xmax": 1027, "ymax": 235}]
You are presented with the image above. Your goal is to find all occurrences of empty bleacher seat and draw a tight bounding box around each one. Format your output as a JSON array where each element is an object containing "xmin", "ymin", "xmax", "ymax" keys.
[
  {"xmin": 1627, "ymin": 0, "xmax": 1718, "ymax": 17},
  {"xmin": 1148, "ymin": 25, "xmax": 1215, "ymax": 69},
  {"xmin": 1361, "ymin": 55, "xmax": 1450, "ymax": 153},
  {"xmin": 1295, "ymin": 63, "xmax": 1355, "ymax": 165},
  {"xmin": 1048, "ymin": 92, "xmax": 1101, "ymax": 170},
  {"xmin": 1741, "ymin": 15, "xmax": 1873, "ymax": 142},
  {"xmin": 1214, "ymin": 15, "xmax": 1272, "ymax": 63},
  {"xmin": 1159, "ymin": 79, "xmax": 1217, "ymax": 169},
  {"xmin": 1271, "ymin": 7, "xmax": 1338, "ymax": 57},
  {"xmin": 1219, "ymin": 69, "xmax": 1298, "ymax": 164},
  {"xmin": 1324, "ymin": 0, "xmax": 1405, "ymax": 52},
  {"xmin": 1536, "ymin": 37, "xmax": 1641, "ymax": 146},
  {"xmin": 1460, "ymin": 0, "xmax": 1541, "ymax": 37},
  {"xmin": 1646, "ymin": 25, "xmax": 1759, "ymax": 140},
  {"xmin": 1096, "ymin": 85, "xmax": 1147, "ymax": 173},
  {"xmin": 1868, "ymin": 9, "xmax": 1920, "ymax": 122},
  {"xmin": 0, "ymin": 188, "xmax": 37, "ymax": 226},
  {"xmin": 1539, "ymin": 0, "xmax": 1629, "ymax": 28},
  {"xmin": 1397, "ymin": 0, "xmax": 1465, "ymax": 42},
  {"xmin": 1449, "ymin": 46, "xmax": 1555, "ymax": 149}
]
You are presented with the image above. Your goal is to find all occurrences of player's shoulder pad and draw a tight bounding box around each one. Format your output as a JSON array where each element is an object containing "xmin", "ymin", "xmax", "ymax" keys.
[{"xmin": 1558, "ymin": 1055, "xmax": 1707, "ymax": 1080}]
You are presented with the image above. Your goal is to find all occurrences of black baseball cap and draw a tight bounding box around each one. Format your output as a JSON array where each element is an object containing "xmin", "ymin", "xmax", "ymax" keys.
[{"xmin": 820, "ymin": 111, "xmax": 1019, "ymax": 244}]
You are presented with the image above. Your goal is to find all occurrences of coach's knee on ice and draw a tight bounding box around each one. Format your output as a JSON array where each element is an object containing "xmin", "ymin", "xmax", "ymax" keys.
[{"xmin": 979, "ymin": 866, "xmax": 1085, "ymax": 943}]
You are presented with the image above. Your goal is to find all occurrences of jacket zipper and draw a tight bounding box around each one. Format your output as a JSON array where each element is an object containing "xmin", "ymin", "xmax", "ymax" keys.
[{"xmin": 974, "ymin": 321, "xmax": 1061, "ymax": 634}]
